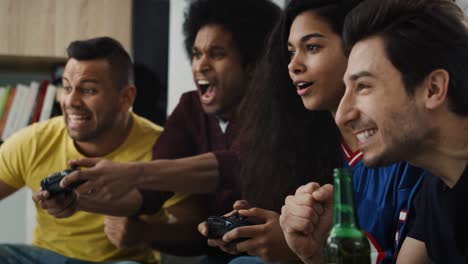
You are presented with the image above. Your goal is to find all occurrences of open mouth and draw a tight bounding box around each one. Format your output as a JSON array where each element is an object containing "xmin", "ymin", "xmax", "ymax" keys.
[
  {"xmin": 198, "ymin": 80, "xmax": 210, "ymax": 95},
  {"xmin": 67, "ymin": 113, "xmax": 91, "ymax": 128},
  {"xmin": 296, "ymin": 81, "xmax": 314, "ymax": 90},
  {"xmin": 197, "ymin": 80, "xmax": 216, "ymax": 105}
]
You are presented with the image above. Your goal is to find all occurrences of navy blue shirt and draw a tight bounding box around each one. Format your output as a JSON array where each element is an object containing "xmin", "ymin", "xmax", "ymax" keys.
[{"xmin": 408, "ymin": 165, "xmax": 468, "ymax": 263}]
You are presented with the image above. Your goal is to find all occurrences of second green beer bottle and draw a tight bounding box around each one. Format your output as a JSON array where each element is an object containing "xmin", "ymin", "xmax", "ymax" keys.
[{"xmin": 324, "ymin": 168, "xmax": 370, "ymax": 264}]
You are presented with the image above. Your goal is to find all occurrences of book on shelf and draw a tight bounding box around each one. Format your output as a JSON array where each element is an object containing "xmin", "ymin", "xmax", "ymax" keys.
[
  {"xmin": 0, "ymin": 86, "xmax": 10, "ymax": 119},
  {"xmin": 39, "ymin": 83, "xmax": 58, "ymax": 122},
  {"xmin": 31, "ymin": 80, "xmax": 49, "ymax": 123},
  {"xmin": 16, "ymin": 82, "xmax": 40, "ymax": 135},
  {"xmin": 0, "ymin": 80, "xmax": 59, "ymax": 143},
  {"xmin": 0, "ymin": 86, "xmax": 17, "ymax": 141},
  {"xmin": 2, "ymin": 84, "xmax": 27, "ymax": 140}
]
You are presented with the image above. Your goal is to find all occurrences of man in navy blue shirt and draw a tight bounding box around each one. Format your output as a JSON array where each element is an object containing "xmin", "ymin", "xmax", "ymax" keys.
[{"xmin": 335, "ymin": 0, "xmax": 468, "ymax": 263}]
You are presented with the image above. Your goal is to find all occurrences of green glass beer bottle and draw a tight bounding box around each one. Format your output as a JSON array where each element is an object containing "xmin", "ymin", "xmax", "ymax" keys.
[{"xmin": 325, "ymin": 168, "xmax": 370, "ymax": 264}]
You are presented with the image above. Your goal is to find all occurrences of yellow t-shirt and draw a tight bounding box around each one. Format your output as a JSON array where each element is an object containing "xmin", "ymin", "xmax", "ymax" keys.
[{"xmin": 0, "ymin": 112, "xmax": 187, "ymax": 263}]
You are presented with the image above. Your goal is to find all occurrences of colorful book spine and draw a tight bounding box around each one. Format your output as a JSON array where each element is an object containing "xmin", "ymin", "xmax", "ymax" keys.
[
  {"xmin": 31, "ymin": 80, "xmax": 49, "ymax": 123},
  {"xmin": 0, "ymin": 86, "xmax": 9, "ymax": 119},
  {"xmin": 0, "ymin": 87, "xmax": 17, "ymax": 140},
  {"xmin": 15, "ymin": 81, "xmax": 39, "ymax": 132},
  {"xmin": 39, "ymin": 84, "xmax": 57, "ymax": 122},
  {"xmin": 2, "ymin": 84, "xmax": 26, "ymax": 140}
]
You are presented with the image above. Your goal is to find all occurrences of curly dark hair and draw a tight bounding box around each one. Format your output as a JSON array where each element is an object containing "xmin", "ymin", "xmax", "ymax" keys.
[
  {"xmin": 183, "ymin": 0, "xmax": 280, "ymax": 67},
  {"xmin": 239, "ymin": 0, "xmax": 361, "ymax": 211},
  {"xmin": 344, "ymin": 0, "xmax": 468, "ymax": 116},
  {"xmin": 66, "ymin": 36, "xmax": 133, "ymax": 89}
]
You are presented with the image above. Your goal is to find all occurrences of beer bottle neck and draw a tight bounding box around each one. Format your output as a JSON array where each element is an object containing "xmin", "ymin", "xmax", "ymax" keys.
[{"xmin": 333, "ymin": 168, "xmax": 358, "ymax": 229}]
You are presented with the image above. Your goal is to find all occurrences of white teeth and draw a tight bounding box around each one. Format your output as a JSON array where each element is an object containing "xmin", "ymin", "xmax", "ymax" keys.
[
  {"xmin": 68, "ymin": 114, "xmax": 88, "ymax": 121},
  {"xmin": 296, "ymin": 81, "xmax": 313, "ymax": 89},
  {"xmin": 197, "ymin": 80, "xmax": 210, "ymax": 85},
  {"xmin": 357, "ymin": 129, "xmax": 377, "ymax": 141}
]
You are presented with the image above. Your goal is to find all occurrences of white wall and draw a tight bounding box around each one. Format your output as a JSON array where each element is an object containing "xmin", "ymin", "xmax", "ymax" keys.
[
  {"xmin": 458, "ymin": 0, "xmax": 468, "ymax": 13},
  {"xmin": 0, "ymin": 189, "xmax": 31, "ymax": 243},
  {"xmin": 167, "ymin": 0, "xmax": 194, "ymax": 114}
]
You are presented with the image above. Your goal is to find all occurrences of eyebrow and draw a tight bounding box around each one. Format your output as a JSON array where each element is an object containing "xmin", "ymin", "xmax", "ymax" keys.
[
  {"xmin": 209, "ymin": 45, "xmax": 226, "ymax": 51},
  {"xmin": 288, "ymin": 33, "xmax": 325, "ymax": 46},
  {"xmin": 301, "ymin": 33, "xmax": 325, "ymax": 42},
  {"xmin": 62, "ymin": 77, "xmax": 99, "ymax": 85},
  {"xmin": 192, "ymin": 45, "xmax": 226, "ymax": 51},
  {"xmin": 348, "ymin": 71, "xmax": 375, "ymax": 82}
]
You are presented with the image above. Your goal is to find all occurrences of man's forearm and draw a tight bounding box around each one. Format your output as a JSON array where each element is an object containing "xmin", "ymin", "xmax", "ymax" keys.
[
  {"xmin": 0, "ymin": 180, "xmax": 19, "ymax": 200},
  {"xmin": 135, "ymin": 153, "xmax": 220, "ymax": 193},
  {"xmin": 78, "ymin": 189, "xmax": 143, "ymax": 216}
]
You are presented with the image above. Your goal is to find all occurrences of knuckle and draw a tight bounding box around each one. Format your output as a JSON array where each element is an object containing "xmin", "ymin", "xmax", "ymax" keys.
[
  {"xmin": 104, "ymin": 193, "xmax": 112, "ymax": 201},
  {"xmin": 249, "ymin": 207, "xmax": 260, "ymax": 214},
  {"xmin": 258, "ymin": 237, "xmax": 268, "ymax": 247},
  {"xmin": 284, "ymin": 225, "xmax": 296, "ymax": 233},
  {"xmin": 303, "ymin": 206, "xmax": 314, "ymax": 218},
  {"xmin": 280, "ymin": 205, "xmax": 287, "ymax": 214},
  {"xmin": 229, "ymin": 229, "xmax": 240, "ymax": 238}
]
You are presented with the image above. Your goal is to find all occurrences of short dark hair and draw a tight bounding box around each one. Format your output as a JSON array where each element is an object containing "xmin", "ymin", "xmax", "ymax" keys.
[
  {"xmin": 182, "ymin": 0, "xmax": 280, "ymax": 66},
  {"xmin": 344, "ymin": 0, "xmax": 468, "ymax": 116},
  {"xmin": 66, "ymin": 37, "xmax": 134, "ymax": 89}
]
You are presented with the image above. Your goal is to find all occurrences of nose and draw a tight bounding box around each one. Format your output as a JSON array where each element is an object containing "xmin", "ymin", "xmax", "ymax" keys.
[
  {"xmin": 62, "ymin": 88, "xmax": 83, "ymax": 108},
  {"xmin": 335, "ymin": 88, "xmax": 359, "ymax": 129},
  {"xmin": 288, "ymin": 52, "xmax": 306, "ymax": 76},
  {"xmin": 193, "ymin": 54, "xmax": 211, "ymax": 73}
]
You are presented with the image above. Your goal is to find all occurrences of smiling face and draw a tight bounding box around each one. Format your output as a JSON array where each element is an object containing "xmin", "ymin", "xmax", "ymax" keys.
[
  {"xmin": 287, "ymin": 11, "xmax": 348, "ymax": 112},
  {"xmin": 336, "ymin": 36, "xmax": 432, "ymax": 167},
  {"xmin": 191, "ymin": 24, "xmax": 250, "ymax": 119},
  {"xmin": 60, "ymin": 58, "xmax": 127, "ymax": 143}
]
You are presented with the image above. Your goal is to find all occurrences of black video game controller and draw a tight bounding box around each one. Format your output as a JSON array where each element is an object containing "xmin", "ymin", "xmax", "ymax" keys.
[
  {"xmin": 206, "ymin": 212, "xmax": 253, "ymax": 243},
  {"xmin": 40, "ymin": 166, "xmax": 86, "ymax": 197}
]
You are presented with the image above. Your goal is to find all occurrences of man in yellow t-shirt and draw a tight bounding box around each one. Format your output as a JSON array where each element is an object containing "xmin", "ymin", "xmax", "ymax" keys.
[{"xmin": 0, "ymin": 37, "xmax": 185, "ymax": 263}]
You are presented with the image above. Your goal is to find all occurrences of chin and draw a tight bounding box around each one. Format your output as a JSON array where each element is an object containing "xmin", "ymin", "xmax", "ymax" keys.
[
  {"xmin": 302, "ymin": 98, "xmax": 325, "ymax": 111},
  {"xmin": 302, "ymin": 102, "xmax": 316, "ymax": 111},
  {"xmin": 67, "ymin": 130, "xmax": 93, "ymax": 142},
  {"xmin": 70, "ymin": 135, "xmax": 91, "ymax": 142},
  {"xmin": 201, "ymin": 105, "xmax": 219, "ymax": 116},
  {"xmin": 362, "ymin": 150, "xmax": 397, "ymax": 168},
  {"xmin": 362, "ymin": 156, "xmax": 381, "ymax": 168}
]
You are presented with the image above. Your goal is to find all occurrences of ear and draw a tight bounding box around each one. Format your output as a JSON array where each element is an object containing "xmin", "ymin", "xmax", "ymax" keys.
[
  {"xmin": 423, "ymin": 69, "xmax": 449, "ymax": 110},
  {"xmin": 119, "ymin": 85, "xmax": 137, "ymax": 112}
]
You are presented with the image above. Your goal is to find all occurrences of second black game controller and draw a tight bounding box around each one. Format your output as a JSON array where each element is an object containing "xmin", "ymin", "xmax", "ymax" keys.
[{"xmin": 206, "ymin": 212, "xmax": 253, "ymax": 243}]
